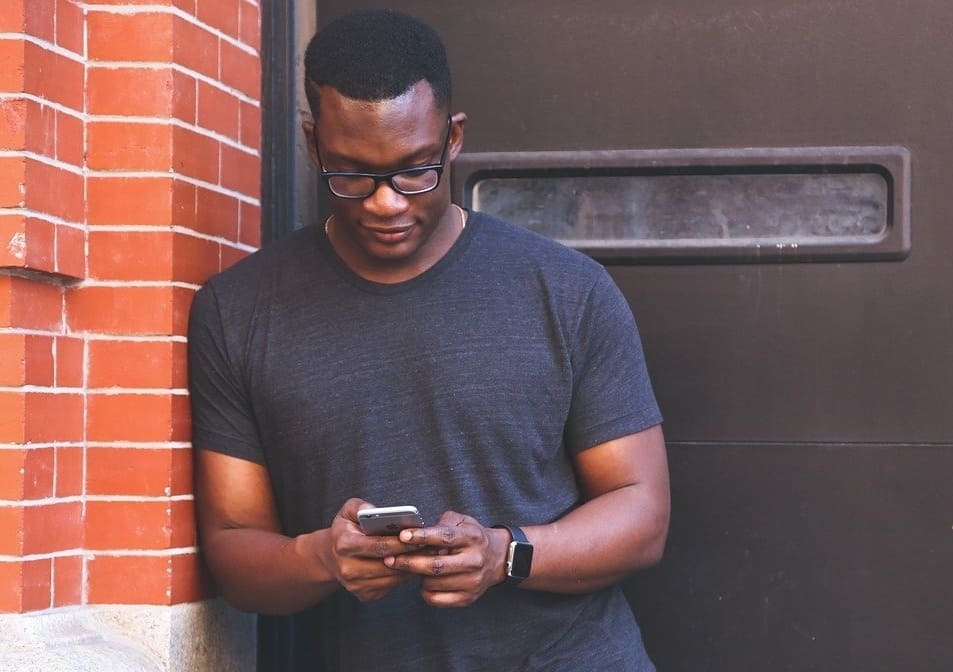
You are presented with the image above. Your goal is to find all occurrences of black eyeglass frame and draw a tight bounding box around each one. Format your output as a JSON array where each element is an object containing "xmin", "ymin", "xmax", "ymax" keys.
[{"xmin": 315, "ymin": 117, "xmax": 453, "ymax": 199}]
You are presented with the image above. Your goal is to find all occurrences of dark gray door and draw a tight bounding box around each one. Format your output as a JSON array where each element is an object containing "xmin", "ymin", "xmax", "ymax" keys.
[{"xmin": 299, "ymin": 3, "xmax": 953, "ymax": 670}]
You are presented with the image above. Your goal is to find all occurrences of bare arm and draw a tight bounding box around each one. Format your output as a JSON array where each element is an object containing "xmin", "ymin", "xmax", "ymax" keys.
[
  {"xmin": 194, "ymin": 448, "xmax": 420, "ymax": 614},
  {"xmin": 389, "ymin": 423, "xmax": 670, "ymax": 605},
  {"xmin": 522, "ymin": 423, "xmax": 670, "ymax": 592}
]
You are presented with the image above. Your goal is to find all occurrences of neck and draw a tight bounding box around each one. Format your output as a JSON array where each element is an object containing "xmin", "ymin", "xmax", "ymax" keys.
[{"xmin": 325, "ymin": 204, "xmax": 467, "ymax": 284}]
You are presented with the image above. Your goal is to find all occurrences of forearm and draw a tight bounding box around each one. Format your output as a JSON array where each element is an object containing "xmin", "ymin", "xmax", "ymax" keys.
[
  {"xmin": 520, "ymin": 483, "xmax": 668, "ymax": 594},
  {"xmin": 202, "ymin": 526, "xmax": 339, "ymax": 614}
]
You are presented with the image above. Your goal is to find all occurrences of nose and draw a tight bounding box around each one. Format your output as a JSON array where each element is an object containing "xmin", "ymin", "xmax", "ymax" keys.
[{"xmin": 362, "ymin": 180, "xmax": 409, "ymax": 217}]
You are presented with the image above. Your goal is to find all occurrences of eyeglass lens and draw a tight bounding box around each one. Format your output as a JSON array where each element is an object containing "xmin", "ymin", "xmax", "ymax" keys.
[{"xmin": 327, "ymin": 168, "xmax": 440, "ymax": 198}]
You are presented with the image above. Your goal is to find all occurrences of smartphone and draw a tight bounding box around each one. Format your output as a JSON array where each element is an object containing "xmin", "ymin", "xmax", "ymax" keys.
[{"xmin": 357, "ymin": 505, "xmax": 425, "ymax": 536}]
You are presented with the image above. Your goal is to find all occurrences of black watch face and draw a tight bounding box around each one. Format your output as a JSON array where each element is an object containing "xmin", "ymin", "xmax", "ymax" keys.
[{"xmin": 510, "ymin": 542, "xmax": 534, "ymax": 579}]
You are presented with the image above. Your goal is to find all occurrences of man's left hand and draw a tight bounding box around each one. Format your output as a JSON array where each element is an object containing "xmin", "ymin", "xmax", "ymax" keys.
[{"xmin": 383, "ymin": 511, "xmax": 510, "ymax": 607}]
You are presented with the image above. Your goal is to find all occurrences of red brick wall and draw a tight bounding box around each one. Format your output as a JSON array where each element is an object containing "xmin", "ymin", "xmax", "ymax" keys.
[{"xmin": 0, "ymin": 0, "xmax": 260, "ymax": 613}]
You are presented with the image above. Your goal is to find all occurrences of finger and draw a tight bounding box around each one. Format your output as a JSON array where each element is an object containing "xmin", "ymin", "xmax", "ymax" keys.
[
  {"xmin": 399, "ymin": 522, "xmax": 466, "ymax": 547},
  {"xmin": 419, "ymin": 587, "xmax": 479, "ymax": 609},
  {"xmin": 337, "ymin": 498, "xmax": 374, "ymax": 524},
  {"xmin": 385, "ymin": 550, "xmax": 461, "ymax": 577}
]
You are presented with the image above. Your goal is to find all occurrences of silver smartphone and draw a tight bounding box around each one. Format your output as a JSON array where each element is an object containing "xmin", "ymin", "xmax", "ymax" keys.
[{"xmin": 357, "ymin": 505, "xmax": 425, "ymax": 536}]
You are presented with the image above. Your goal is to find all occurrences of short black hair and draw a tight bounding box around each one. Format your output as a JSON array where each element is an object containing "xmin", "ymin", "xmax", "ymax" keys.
[{"xmin": 304, "ymin": 9, "xmax": 452, "ymax": 117}]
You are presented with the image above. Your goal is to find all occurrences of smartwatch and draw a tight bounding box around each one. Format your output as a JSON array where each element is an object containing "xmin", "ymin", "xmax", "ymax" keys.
[{"xmin": 494, "ymin": 525, "xmax": 534, "ymax": 585}]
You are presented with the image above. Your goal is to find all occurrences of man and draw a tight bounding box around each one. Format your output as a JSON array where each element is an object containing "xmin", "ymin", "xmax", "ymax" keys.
[{"xmin": 188, "ymin": 8, "xmax": 669, "ymax": 671}]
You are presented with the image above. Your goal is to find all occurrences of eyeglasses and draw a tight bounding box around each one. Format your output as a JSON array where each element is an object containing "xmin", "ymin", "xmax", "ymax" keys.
[{"xmin": 316, "ymin": 117, "xmax": 452, "ymax": 199}]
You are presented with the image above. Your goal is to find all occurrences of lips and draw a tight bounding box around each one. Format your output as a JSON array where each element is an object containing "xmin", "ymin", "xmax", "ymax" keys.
[{"xmin": 362, "ymin": 222, "xmax": 414, "ymax": 244}]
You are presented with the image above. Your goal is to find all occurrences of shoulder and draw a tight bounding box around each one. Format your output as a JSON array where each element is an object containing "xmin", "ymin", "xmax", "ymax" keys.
[
  {"xmin": 468, "ymin": 211, "xmax": 608, "ymax": 282},
  {"xmin": 198, "ymin": 224, "xmax": 321, "ymax": 302},
  {"xmin": 190, "ymin": 224, "xmax": 324, "ymax": 330}
]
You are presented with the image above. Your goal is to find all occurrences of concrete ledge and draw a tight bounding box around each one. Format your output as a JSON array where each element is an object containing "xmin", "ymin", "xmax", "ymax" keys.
[{"xmin": 0, "ymin": 600, "xmax": 256, "ymax": 672}]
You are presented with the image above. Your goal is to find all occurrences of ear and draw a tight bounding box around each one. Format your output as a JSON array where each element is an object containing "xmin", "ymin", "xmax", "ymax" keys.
[
  {"xmin": 448, "ymin": 112, "xmax": 467, "ymax": 162},
  {"xmin": 301, "ymin": 119, "xmax": 321, "ymax": 168}
]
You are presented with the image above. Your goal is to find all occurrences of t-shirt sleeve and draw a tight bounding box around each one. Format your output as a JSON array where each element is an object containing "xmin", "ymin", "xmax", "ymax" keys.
[
  {"xmin": 563, "ymin": 267, "xmax": 663, "ymax": 454},
  {"xmin": 187, "ymin": 283, "xmax": 266, "ymax": 464}
]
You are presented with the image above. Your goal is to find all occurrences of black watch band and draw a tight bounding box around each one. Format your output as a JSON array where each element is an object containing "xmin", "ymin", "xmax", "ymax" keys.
[{"xmin": 493, "ymin": 524, "xmax": 534, "ymax": 585}]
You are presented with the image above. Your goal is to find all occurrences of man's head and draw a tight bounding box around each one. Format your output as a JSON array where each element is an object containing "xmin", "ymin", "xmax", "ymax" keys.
[
  {"xmin": 301, "ymin": 10, "xmax": 466, "ymax": 284},
  {"xmin": 304, "ymin": 9, "xmax": 452, "ymax": 118}
]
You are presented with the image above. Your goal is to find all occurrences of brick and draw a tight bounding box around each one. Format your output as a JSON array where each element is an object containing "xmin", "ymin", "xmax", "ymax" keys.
[
  {"xmin": 0, "ymin": 1, "xmax": 25, "ymax": 32},
  {"xmin": 66, "ymin": 284, "xmax": 177, "ymax": 335},
  {"xmin": 173, "ymin": 0, "xmax": 196, "ymax": 15},
  {"xmin": 0, "ymin": 449, "xmax": 26, "ymax": 500},
  {"xmin": 0, "ymin": 392, "xmax": 25, "ymax": 444},
  {"xmin": 169, "ymin": 447, "xmax": 192, "ymax": 496},
  {"xmin": 87, "ymin": 176, "xmax": 174, "ymax": 227},
  {"xmin": 0, "ymin": 213, "xmax": 27, "ymax": 268},
  {"xmin": 55, "ymin": 0, "xmax": 85, "ymax": 55},
  {"xmin": 173, "ymin": 16, "xmax": 218, "ymax": 80},
  {"xmin": 88, "ymin": 554, "xmax": 170, "ymax": 605},
  {"xmin": 87, "ymin": 11, "xmax": 174, "ymax": 62},
  {"xmin": 220, "ymin": 244, "xmax": 250, "ymax": 271},
  {"xmin": 172, "ymin": 179, "xmax": 197, "ymax": 230},
  {"xmin": 170, "ymin": 499, "xmax": 195, "ymax": 547},
  {"xmin": 54, "ymin": 223, "xmax": 85, "ymax": 279},
  {"xmin": 86, "ymin": 121, "xmax": 174, "ymax": 172},
  {"xmin": 0, "ymin": 333, "xmax": 26, "ymax": 386},
  {"xmin": 0, "ymin": 275, "xmax": 63, "ymax": 331},
  {"xmin": 87, "ymin": 230, "xmax": 173, "ymax": 282},
  {"xmin": 239, "ymin": 201, "xmax": 261, "ymax": 247},
  {"xmin": 24, "ymin": 393, "xmax": 84, "ymax": 444},
  {"xmin": 197, "ymin": 0, "xmax": 240, "ymax": 39},
  {"xmin": 195, "ymin": 186, "xmax": 239, "ymax": 239},
  {"xmin": 87, "ymin": 393, "xmax": 190, "ymax": 442},
  {"xmin": 0, "ymin": 99, "xmax": 27, "ymax": 150},
  {"xmin": 0, "ymin": 505, "xmax": 24, "ymax": 554},
  {"xmin": 170, "ymin": 551, "xmax": 212, "ymax": 604},
  {"xmin": 24, "ymin": 0, "xmax": 55, "ymax": 44},
  {"xmin": 172, "ymin": 125, "xmax": 219, "ymax": 183},
  {"xmin": 88, "ymin": 338, "xmax": 180, "ymax": 389},
  {"xmin": 54, "ymin": 446, "xmax": 84, "ymax": 498},
  {"xmin": 239, "ymin": 0, "xmax": 260, "ymax": 51},
  {"xmin": 220, "ymin": 39, "xmax": 259, "ymax": 100},
  {"xmin": 23, "ymin": 99, "xmax": 56, "ymax": 159},
  {"xmin": 172, "ymin": 69, "xmax": 197, "ymax": 124},
  {"xmin": 0, "ymin": 39, "xmax": 25, "ymax": 92},
  {"xmin": 23, "ymin": 217, "xmax": 55, "ymax": 273},
  {"xmin": 54, "ymin": 335, "xmax": 84, "ymax": 388},
  {"xmin": 55, "ymin": 109, "xmax": 84, "ymax": 167},
  {"xmin": 24, "ymin": 42, "xmax": 84, "ymax": 111},
  {"xmin": 52, "ymin": 554, "xmax": 83, "ymax": 607},
  {"xmin": 87, "ymin": 500, "xmax": 172, "ymax": 550},
  {"xmin": 221, "ymin": 144, "xmax": 259, "ymax": 197},
  {"xmin": 22, "ymin": 501, "xmax": 83, "ymax": 554},
  {"xmin": 22, "ymin": 447, "xmax": 54, "ymax": 499},
  {"xmin": 20, "ymin": 558, "xmax": 52, "ymax": 612},
  {"xmin": 24, "ymin": 159, "xmax": 84, "ymax": 223},
  {"xmin": 87, "ymin": 446, "xmax": 176, "ymax": 496},
  {"xmin": 87, "ymin": 66, "xmax": 174, "ymax": 117},
  {"xmin": 174, "ymin": 230, "xmax": 222, "ymax": 285},
  {"xmin": 198, "ymin": 80, "xmax": 240, "ymax": 140},
  {"xmin": 25, "ymin": 334, "xmax": 55, "ymax": 386},
  {"xmin": 239, "ymin": 100, "xmax": 260, "ymax": 151},
  {"xmin": 0, "ymin": 561, "xmax": 23, "ymax": 613},
  {"xmin": 0, "ymin": 156, "xmax": 26, "ymax": 208}
]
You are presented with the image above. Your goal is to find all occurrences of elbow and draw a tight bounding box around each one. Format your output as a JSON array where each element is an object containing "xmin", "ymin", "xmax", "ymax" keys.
[{"xmin": 635, "ymin": 509, "xmax": 670, "ymax": 569}]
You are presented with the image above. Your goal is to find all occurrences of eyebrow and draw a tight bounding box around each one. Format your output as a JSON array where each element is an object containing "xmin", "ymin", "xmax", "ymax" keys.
[{"xmin": 317, "ymin": 136, "xmax": 443, "ymax": 173}]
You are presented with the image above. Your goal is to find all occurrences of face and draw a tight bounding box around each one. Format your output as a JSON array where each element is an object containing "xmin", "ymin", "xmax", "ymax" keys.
[{"xmin": 303, "ymin": 80, "xmax": 466, "ymax": 283}]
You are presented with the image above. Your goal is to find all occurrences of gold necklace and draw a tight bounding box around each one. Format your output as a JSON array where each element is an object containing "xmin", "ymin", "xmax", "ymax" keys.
[{"xmin": 324, "ymin": 205, "xmax": 468, "ymax": 237}]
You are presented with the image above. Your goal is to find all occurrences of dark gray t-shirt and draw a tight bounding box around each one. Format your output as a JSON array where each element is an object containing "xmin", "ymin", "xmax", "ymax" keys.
[{"xmin": 188, "ymin": 212, "xmax": 662, "ymax": 671}]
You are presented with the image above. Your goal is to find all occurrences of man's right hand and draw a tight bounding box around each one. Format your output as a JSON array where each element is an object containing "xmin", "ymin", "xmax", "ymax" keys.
[{"xmin": 308, "ymin": 498, "xmax": 426, "ymax": 602}]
